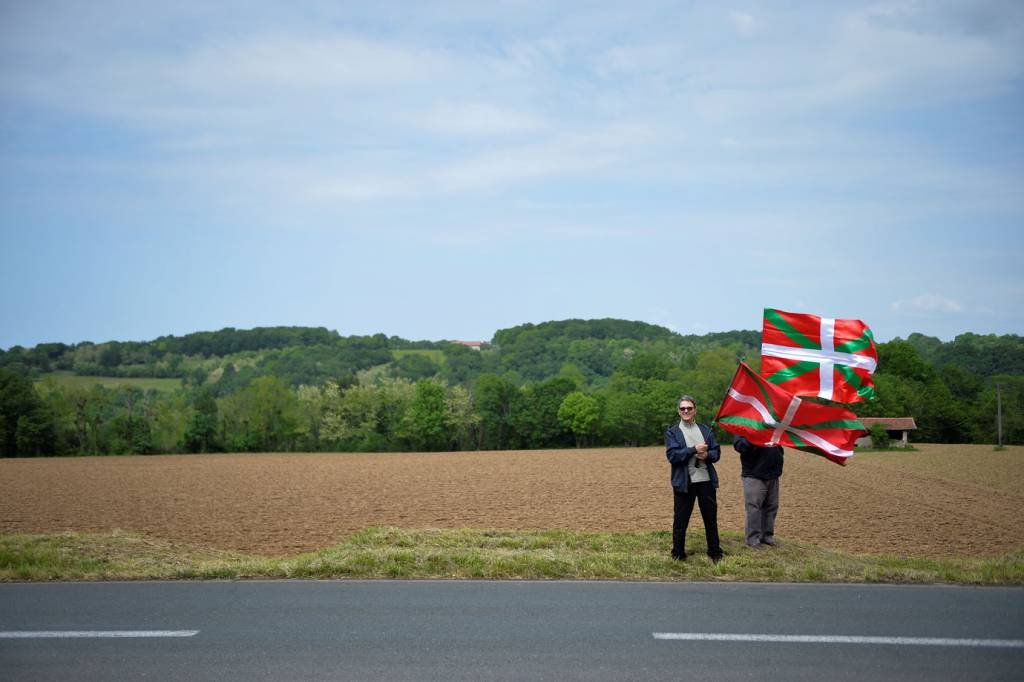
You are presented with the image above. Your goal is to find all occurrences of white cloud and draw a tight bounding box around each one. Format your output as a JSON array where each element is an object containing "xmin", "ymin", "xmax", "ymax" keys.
[
  {"xmin": 429, "ymin": 124, "xmax": 656, "ymax": 193},
  {"xmin": 890, "ymin": 294, "xmax": 966, "ymax": 316},
  {"xmin": 2, "ymin": 33, "xmax": 452, "ymax": 128},
  {"xmin": 410, "ymin": 102, "xmax": 545, "ymax": 136},
  {"xmin": 169, "ymin": 35, "xmax": 448, "ymax": 91},
  {"xmin": 728, "ymin": 10, "xmax": 756, "ymax": 35}
]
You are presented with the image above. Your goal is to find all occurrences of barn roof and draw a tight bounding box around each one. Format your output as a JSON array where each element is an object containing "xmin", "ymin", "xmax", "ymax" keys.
[{"xmin": 859, "ymin": 417, "xmax": 917, "ymax": 430}]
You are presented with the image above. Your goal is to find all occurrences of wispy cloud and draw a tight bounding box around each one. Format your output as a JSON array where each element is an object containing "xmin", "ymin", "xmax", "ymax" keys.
[
  {"xmin": 410, "ymin": 102, "xmax": 546, "ymax": 136},
  {"xmin": 728, "ymin": 10, "xmax": 756, "ymax": 35},
  {"xmin": 891, "ymin": 295, "xmax": 966, "ymax": 316}
]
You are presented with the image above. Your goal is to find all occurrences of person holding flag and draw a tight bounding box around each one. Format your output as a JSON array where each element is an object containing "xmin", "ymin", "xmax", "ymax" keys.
[
  {"xmin": 733, "ymin": 436, "xmax": 784, "ymax": 549},
  {"xmin": 715, "ymin": 362, "xmax": 865, "ymax": 466},
  {"xmin": 665, "ymin": 395, "xmax": 724, "ymax": 563},
  {"xmin": 711, "ymin": 307, "xmax": 872, "ymax": 554}
]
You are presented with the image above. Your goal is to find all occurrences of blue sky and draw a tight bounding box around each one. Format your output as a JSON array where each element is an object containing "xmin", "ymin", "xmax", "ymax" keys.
[{"xmin": 1, "ymin": 1, "xmax": 1022, "ymax": 350}]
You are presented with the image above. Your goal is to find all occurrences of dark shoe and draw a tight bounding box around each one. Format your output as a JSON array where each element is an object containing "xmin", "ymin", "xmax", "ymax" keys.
[
  {"xmin": 671, "ymin": 553, "xmax": 687, "ymax": 561},
  {"xmin": 748, "ymin": 543, "xmax": 767, "ymax": 550},
  {"xmin": 709, "ymin": 554, "xmax": 724, "ymax": 564},
  {"xmin": 761, "ymin": 538, "xmax": 776, "ymax": 547}
]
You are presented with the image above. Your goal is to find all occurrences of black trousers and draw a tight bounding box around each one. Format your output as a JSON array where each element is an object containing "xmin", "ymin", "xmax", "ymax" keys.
[{"xmin": 673, "ymin": 482, "xmax": 722, "ymax": 558}]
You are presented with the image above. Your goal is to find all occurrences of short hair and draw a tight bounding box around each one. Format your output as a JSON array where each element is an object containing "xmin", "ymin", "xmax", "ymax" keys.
[{"xmin": 678, "ymin": 394, "xmax": 696, "ymax": 407}]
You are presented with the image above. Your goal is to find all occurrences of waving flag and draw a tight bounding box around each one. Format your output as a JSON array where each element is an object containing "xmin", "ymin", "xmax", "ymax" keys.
[
  {"xmin": 761, "ymin": 308, "xmax": 878, "ymax": 403},
  {"xmin": 715, "ymin": 362, "xmax": 866, "ymax": 465}
]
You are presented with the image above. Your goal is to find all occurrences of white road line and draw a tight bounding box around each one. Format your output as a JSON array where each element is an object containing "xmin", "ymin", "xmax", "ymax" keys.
[
  {"xmin": 652, "ymin": 633, "xmax": 1024, "ymax": 648},
  {"xmin": 0, "ymin": 631, "xmax": 199, "ymax": 639}
]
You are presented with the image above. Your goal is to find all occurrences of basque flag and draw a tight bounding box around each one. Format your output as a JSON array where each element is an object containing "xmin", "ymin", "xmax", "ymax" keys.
[
  {"xmin": 715, "ymin": 362, "xmax": 867, "ymax": 465},
  {"xmin": 761, "ymin": 308, "xmax": 878, "ymax": 403}
]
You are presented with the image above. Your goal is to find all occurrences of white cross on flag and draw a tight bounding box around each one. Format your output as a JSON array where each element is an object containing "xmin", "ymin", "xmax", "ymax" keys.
[{"xmin": 760, "ymin": 308, "xmax": 878, "ymax": 403}]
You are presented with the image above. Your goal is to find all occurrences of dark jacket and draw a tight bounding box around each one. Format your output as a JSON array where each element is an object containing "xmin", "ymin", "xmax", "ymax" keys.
[
  {"xmin": 665, "ymin": 423, "xmax": 720, "ymax": 492},
  {"xmin": 733, "ymin": 436, "xmax": 784, "ymax": 480}
]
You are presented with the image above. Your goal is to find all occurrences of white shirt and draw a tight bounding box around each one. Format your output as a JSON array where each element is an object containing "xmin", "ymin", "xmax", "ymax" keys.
[{"xmin": 679, "ymin": 421, "xmax": 711, "ymax": 483}]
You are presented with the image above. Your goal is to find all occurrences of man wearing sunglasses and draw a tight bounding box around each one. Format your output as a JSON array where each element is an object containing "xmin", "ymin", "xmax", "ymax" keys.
[{"xmin": 665, "ymin": 395, "xmax": 723, "ymax": 563}]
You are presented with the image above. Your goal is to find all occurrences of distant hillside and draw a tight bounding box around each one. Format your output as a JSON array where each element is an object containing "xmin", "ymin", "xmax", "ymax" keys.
[
  {"xmin": 2, "ymin": 320, "xmax": 1021, "ymax": 456},
  {"xmin": 904, "ymin": 332, "xmax": 1024, "ymax": 377},
  {"xmin": 2, "ymin": 321, "xmax": 1020, "ymax": 389},
  {"xmin": 490, "ymin": 318, "xmax": 758, "ymax": 383}
]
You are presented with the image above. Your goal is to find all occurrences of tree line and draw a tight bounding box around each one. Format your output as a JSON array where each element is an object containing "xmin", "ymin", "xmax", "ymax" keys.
[{"xmin": 0, "ymin": 320, "xmax": 1021, "ymax": 456}]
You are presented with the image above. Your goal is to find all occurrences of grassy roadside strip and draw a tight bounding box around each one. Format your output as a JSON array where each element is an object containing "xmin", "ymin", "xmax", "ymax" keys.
[{"xmin": 2, "ymin": 527, "xmax": 1022, "ymax": 584}]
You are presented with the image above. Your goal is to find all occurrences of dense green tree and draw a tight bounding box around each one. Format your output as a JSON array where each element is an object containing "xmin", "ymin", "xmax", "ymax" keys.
[
  {"xmin": 103, "ymin": 386, "xmax": 155, "ymax": 454},
  {"xmin": 914, "ymin": 378, "xmax": 968, "ymax": 443},
  {"xmin": 373, "ymin": 378, "xmax": 418, "ymax": 450},
  {"xmin": 555, "ymin": 363, "xmax": 588, "ymax": 391},
  {"xmin": 617, "ymin": 352, "xmax": 674, "ymax": 381},
  {"xmin": 940, "ymin": 365, "xmax": 984, "ymax": 402},
  {"xmin": 855, "ymin": 374, "xmax": 918, "ymax": 419},
  {"xmin": 868, "ymin": 423, "xmax": 892, "ymax": 448},
  {"xmin": 877, "ymin": 340, "xmax": 935, "ymax": 383},
  {"xmin": 0, "ymin": 369, "xmax": 56, "ymax": 456},
  {"xmin": 598, "ymin": 375, "xmax": 681, "ymax": 446},
  {"xmin": 151, "ymin": 391, "xmax": 189, "ymax": 453},
  {"xmin": 255, "ymin": 343, "xmax": 390, "ymax": 387},
  {"xmin": 404, "ymin": 381, "xmax": 449, "ymax": 451},
  {"xmin": 499, "ymin": 329, "xmax": 563, "ymax": 381},
  {"xmin": 212, "ymin": 363, "xmax": 239, "ymax": 395},
  {"xmin": 931, "ymin": 333, "xmax": 1024, "ymax": 377},
  {"xmin": 106, "ymin": 412, "xmax": 154, "ymax": 454},
  {"xmin": 294, "ymin": 384, "xmax": 325, "ymax": 451},
  {"xmin": 34, "ymin": 377, "xmax": 75, "ymax": 455},
  {"xmin": 566, "ymin": 338, "xmax": 614, "ymax": 378},
  {"xmin": 320, "ymin": 381, "xmax": 376, "ymax": 450},
  {"xmin": 391, "ymin": 354, "xmax": 440, "ymax": 381},
  {"xmin": 599, "ymin": 383, "xmax": 650, "ymax": 446},
  {"xmin": 557, "ymin": 391, "xmax": 600, "ymax": 447},
  {"xmin": 183, "ymin": 389, "xmax": 222, "ymax": 453},
  {"xmin": 70, "ymin": 385, "xmax": 108, "ymax": 455},
  {"xmin": 220, "ymin": 376, "xmax": 299, "ymax": 451},
  {"xmin": 444, "ymin": 385, "xmax": 480, "ymax": 451},
  {"xmin": 473, "ymin": 374, "xmax": 519, "ymax": 450},
  {"xmin": 13, "ymin": 412, "xmax": 55, "ymax": 455},
  {"xmin": 320, "ymin": 378, "xmax": 415, "ymax": 451},
  {"xmin": 97, "ymin": 343, "xmax": 123, "ymax": 369},
  {"xmin": 975, "ymin": 377, "xmax": 1024, "ymax": 445},
  {"xmin": 511, "ymin": 377, "xmax": 576, "ymax": 449},
  {"xmin": 440, "ymin": 344, "xmax": 494, "ymax": 385}
]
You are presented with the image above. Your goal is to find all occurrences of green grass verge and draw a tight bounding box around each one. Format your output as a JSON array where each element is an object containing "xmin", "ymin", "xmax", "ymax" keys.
[
  {"xmin": 2, "ymin": 528, "xmax": 1021, "ymax": 584},
  {"xmin": 37, "ymin": 372, "xmax": 183, "ymax": 393}
]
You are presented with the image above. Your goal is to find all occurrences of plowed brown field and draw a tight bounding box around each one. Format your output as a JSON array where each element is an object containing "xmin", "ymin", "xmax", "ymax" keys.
[{"xmin": 2, "ymin": 444, "xmax": 1021, "ymax": 557}]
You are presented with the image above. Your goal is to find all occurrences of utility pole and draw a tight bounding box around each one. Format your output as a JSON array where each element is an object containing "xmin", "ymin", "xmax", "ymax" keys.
[{"xmin": 996, "ymin": 383, "xmax": 1003, "ymax": 448}]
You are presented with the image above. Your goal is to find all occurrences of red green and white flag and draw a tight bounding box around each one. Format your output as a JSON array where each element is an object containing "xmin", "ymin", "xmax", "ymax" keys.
[
  {"xmin": 715, "ymin": 362, "xmax": 867, "ymax": 465},
  {"xmin": 761, "ymin": 308, "xmax": 878, "ymax": 403}
]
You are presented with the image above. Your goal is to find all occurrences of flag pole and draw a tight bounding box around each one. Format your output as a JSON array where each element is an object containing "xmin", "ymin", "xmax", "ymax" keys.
[{"xmin": 713, "ymin": 363, "xmax": 747, "ymax": 425}]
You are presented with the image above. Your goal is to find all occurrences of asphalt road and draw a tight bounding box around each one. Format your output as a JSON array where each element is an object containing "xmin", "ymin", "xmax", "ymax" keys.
[{"xmin": 2, "ymin": 581, "xmax": 1022, "ymax": 680}]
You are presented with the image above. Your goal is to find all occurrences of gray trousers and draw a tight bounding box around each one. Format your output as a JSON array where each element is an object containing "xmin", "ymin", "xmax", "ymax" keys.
[{"xmin": 742, "ymin": 476, "xmax": 780, "ymax": 546}]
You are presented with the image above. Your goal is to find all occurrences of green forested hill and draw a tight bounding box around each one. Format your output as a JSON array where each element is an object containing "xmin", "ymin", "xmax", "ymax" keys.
[
  {"xmin": 905, "ymin": 332, "xmax": 1024, "ymax": 376},
  {"xmin": 0, "ymin": 321, "xmax": 1020, "ymax": 456}
]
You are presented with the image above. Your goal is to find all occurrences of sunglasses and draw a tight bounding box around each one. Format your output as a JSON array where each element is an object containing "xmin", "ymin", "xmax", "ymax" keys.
[{"xmin": 678, "ymin": 406, "xmax": 695, "ymax": 412}]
